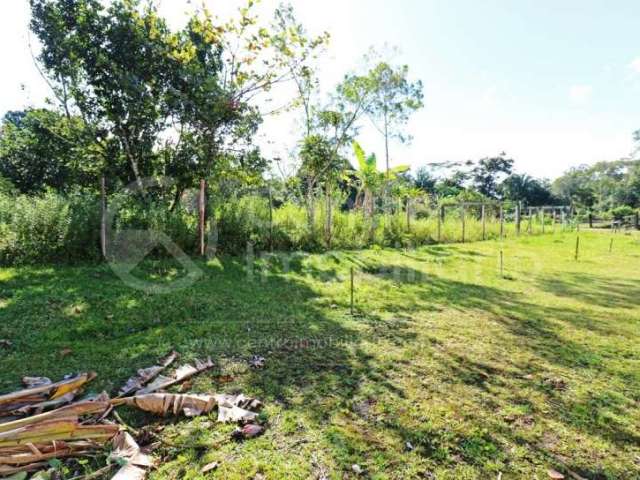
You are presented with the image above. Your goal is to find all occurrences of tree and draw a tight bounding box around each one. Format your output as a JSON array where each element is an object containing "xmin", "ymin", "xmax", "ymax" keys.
[
  {"xmin": 351, "ymin": 141, "xmax": 408, "ymax": 219},
  {"xmin": 471, "ymin": 153, "xmax": 514, "ymax": 198},
  {"xmin": 552, "ymin": 165, "xmax": 596, "ymax": 208},
  {"xmin": 0, "ymin": 109, "xmax": 96, "ymax": 194},
  {"xmin": 363, "ymin": 52, "xmax": 424, "ymax": 176},
  {"xmin": 500, "ymin": 174, "xmax": 555, "ymax": 206},
  {"xmin": 299, "ymin": 134, "xmax": 347, "ymax": 230},
  {"xmin": 413, "ymin": 166, "xmax": 436, "ymax": 192},
  {"xmin": 0, "ymin": 176, "xmax": 14, "ymax": 195},
  {"xmin": 29, "ymin": 0, "xmax": 326, "ymax": 201}
]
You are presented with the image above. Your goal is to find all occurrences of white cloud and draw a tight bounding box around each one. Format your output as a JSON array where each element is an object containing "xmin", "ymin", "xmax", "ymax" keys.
[
  {"xmin": 569, "ymin": 85, "xmax": 593, "ymax": 105},
  {"xmin": 629, "ymin": 57, "xmax": 640, "ymax": 74}
]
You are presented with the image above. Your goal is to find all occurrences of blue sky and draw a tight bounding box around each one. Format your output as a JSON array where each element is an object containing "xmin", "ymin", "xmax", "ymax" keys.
[{"xmin": 2, "ymin": 0, "xmax": 639, "ymax": 178}]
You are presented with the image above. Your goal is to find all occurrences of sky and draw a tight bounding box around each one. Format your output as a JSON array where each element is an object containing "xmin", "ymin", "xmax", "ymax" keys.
[{"xmin": 2, "ymin": 0, "xmax": 639, "ymax": 179}]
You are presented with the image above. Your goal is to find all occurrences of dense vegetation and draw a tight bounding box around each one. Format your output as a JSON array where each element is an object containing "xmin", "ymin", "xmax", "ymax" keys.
[{"xmin": 0, "ymin": 0, "xmax": 637, "ymax": 266}]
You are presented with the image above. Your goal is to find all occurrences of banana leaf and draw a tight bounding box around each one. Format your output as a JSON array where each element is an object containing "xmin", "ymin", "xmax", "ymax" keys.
[{"xmin": 0, "ymin": 373, "xmax": 96, "ymax": 417}]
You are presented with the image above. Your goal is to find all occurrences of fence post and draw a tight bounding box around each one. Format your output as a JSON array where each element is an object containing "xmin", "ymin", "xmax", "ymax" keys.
[
  {"xmin": 268, "ymin": 183, "xmax": 274, "ymax": 253},
  {"xmin": 437, "ymin": 206, "xmax": 443, "ymax": 242},
  {"xmin": 528, "ymin": 208, "xmax": 533, "ymax": 234},
  {"xmin": 499, "ymin": 205, "xmax": 504, "ymax": 239},
  {"xmin": 100, "ymin": 176, "xmax": 107, "ymax": 260},
  {"xmin": 541, "ymin": 208, "xmax": 545, "ymax": 234},
  {"xmin": 199, "ymin": 179, "xmax": 206, "ymax": 257},
  {"xmin": 461, "ymin": 204, "xmax": 466, "ymax": 243},
  {"xmin": 481, "ymin": 204, "xmax": 486, "ymax": 240},
  {"xmin": 325, "ymin": 185, "xmax": 332, "ymax": 249},
  {"xmin": 515, "ymin": 202, "xmax": 521, "ymax": 236},
  {"xmin": 635, "ymin": 212, "xmax": 640, "ymax": 230},
  {"xmin": 588, "ymin": 213, "xmax": 593, "ymax": 229},
  {"xmin": 406, "ymin": 198, "xmax": 411, "ymax": 232},
  {"xmin": 350, "ymin": 266, "xmax": 355, "ymax": 316}
]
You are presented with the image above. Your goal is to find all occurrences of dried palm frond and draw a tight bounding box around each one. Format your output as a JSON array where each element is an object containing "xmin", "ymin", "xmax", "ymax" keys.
[{"xmin": 0, "ymin": 373, "xmax": 96, "ymax": 417}]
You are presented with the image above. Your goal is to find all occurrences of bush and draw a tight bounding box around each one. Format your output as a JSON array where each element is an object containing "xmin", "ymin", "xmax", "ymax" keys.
[
  {"xmin": 609, "ymin": 205, "xmax": 636, "ymax": 220},
  {"xmin": 0, "ymin": 191, "xmax": 100, "ymax": 264},
  {"xmin": 0, "ymin": 190, "xmax": 569, "ymax": 266}
]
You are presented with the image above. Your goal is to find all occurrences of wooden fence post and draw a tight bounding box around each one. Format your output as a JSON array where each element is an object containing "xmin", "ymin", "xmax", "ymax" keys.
[
  {"xmin": 268, "ymin": 184, "xmax": 274, "ymax": 253},
  {"xmin": 199, "ymin": 179, "xmax": 206, "ymax": 257},
  {"xmin": 541, "ymin": 208, "xmax": 545, "ymax": 234},
  {"xmin": 350, "ymin": 266, "xmax": 355, "ymax": 316},
  {"xmin": 515, "ymin": 202, "xmax": 521, "ymax": 236},
  {"xmin": 528, "ymin": 208, "xmax": 533, "ymax": 234},
  {"xmin": 635, "ymin": 211, "xmax": 639, "ymax": 230},
  {"xmin": 481, "ymin": 204, "xmax": 486, "ymax": 240},
  {"xmin": 100, "ymin": 176, "xmax": 107, "ymax": 260},
  {"xmin": 588, "ymin": 213, "xmax": 593, "ymax": 229},
  {"xmin": 499, "ymin": 205, "xmax": 504, "ymax": 239},
  {"xmin": 437, "ymin": 206, "xmax": 443, "ymax": 243},
  {"xmin": 461, "ymin": 204, "xmax": 466, "ymax": 243}
]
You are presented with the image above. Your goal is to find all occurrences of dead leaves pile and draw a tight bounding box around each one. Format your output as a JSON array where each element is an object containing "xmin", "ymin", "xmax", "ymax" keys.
[{"xmin": 0, "ymin": 353, "xmax": 265, "ymax": 479}]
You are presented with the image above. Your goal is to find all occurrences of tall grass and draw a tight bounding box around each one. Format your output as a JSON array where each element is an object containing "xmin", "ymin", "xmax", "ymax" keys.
[{"xmin": 0, "ymin": 192, "xmax": 571, "ymax": 265}]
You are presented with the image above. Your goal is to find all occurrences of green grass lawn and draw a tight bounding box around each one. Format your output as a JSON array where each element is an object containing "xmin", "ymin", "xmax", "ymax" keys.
[{"xmin": 1, "ymin": 231, "xmax": 639, "ymax": 479}]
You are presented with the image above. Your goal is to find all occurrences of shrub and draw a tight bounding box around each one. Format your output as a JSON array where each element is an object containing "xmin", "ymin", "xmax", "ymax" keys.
[
  {"xmin": 0, "ymin": 191, "xmax": 100, "ymax": 264},
  {"xmin": 609, "ymin": 205, "xmax": 636, "ymax": 220}
]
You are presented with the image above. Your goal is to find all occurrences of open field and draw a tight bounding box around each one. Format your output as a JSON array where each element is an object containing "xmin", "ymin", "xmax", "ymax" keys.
[{"xmin": 1, "ymin": 231, "xmax": 639, "ymax": 479}]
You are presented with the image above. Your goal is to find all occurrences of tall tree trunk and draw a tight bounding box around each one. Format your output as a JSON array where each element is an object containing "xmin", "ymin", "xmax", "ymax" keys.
[
  {"xmin": 406, "ymin": 198, "xmax": 411, "ymax": 232},
  {"xmin": 324, "ymin": 181, "xmax": 332, "ymax": 249},
  {"xmin": 117, "ymin": 127, "xmax": 145, "ymax": 195},
  {"xmin": 384, "ymin": 110, "xmax": 390, "ymax": 177},
  {"xmin": 169, "ymin": 186, "xmax": 184, "ymax": 212},
  {"xmin": 306, "ymin": 179, "xmax": 316, "ymax": 231}
]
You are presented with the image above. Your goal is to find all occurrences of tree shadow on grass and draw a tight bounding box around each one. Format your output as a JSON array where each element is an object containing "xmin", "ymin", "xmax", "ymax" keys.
[
  {"xmin": 535, "ymin": 272, "xmax": 640, "ymax": 310},
  {"xmin": 1, "ymin": 255, "xmax": 639, "ymax": 478},
  {"xmin": 291, "ymin": 260, "xmax": 640, "ymax": 469}
]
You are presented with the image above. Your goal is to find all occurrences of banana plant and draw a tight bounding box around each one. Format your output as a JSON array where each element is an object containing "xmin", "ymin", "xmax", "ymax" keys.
[
  {"xmin": 394, "ymin": 184, "xmax": 423, "ymax": 231},
  {"xmin": 351, "ymin": 141, "xmax": 409, "ymax": 218}
]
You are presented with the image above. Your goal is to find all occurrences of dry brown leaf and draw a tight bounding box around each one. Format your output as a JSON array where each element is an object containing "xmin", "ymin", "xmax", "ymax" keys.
[
  {"xmin": 0, "ymin": 440, "xmax": 99, "ymax": 466},
  {"xmin": 118, "ymin": 351, "xmax": 179, "ymax": 397},
  {"xmin": 112, "ymin": 393, "xmax": 217, "ymax": 417},
  {"xmin": 59, "ymin": 348, "xmax": 73, "ymax": 358},
  {"xmin": 217, "ymin": 405, "xmax": 257, "ymax": 423},
  {"xmin": 0, "ymin": 462, "xmax": 47, "ymax": 476},
  {"xmin": 214, "ymin": 393, "xmax": 263, "ymax": 412},
  {"xmin": 0, "ymin": 420, "xmax": 119, "ymax": 448},
  {"xmin": 136, "ymin": 357, "xmax": 213, "ymax": 395},
  {"xmin": 21, "ymin": 378, "xmax": 51, "ymax": 389},
  {"xmin": 113, "ymin": 392, "xmax": 263, "ymax": 422},
  {"xmin": 110, "ymin": 431, "xmax": 154, "ymax": 468},
  {"xmin": 201, "ymin": 461, "xmax": 219, "ymax": 474},
  {"xmin": 14, "ymin": 393, "xmax": 76, "ymax": 416},
  {"xmin": 110, "ymin": 432, "xmax": 154, "ymax": 480},
  {"xmin": 111, "ymin": 463, "xmax": 147, "ymax": 480},
  {"xmin": 547, "ymin": 469, "xmax": 565, "ymax": 479},
  {"xmin": 0, "ymin": 373, "xmax": 96, "ymax": 417},
  {"xmin": 0, "ymin": 399, "xmax": 111, "ymax": 434},
  {"xmin": 215, "ymin": 393, "xmax": 262, "ymax": 423}
]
